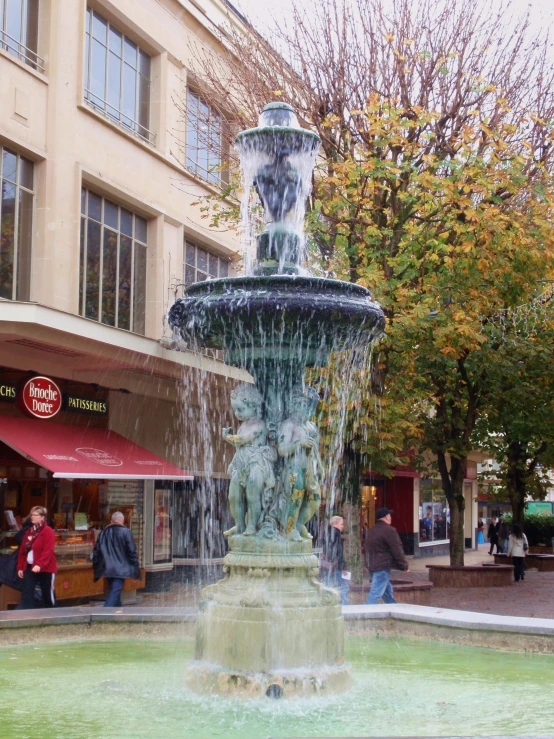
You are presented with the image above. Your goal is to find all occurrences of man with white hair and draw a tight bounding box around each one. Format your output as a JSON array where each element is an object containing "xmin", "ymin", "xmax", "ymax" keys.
[{"xmin": 92, "ymin": 512, "xmax": 140, "ymax": 607}]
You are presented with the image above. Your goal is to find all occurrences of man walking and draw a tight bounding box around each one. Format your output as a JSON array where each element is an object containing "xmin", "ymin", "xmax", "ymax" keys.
[
  {"xmin": 92, "ymin": 512, "xmax": 140, "ymax": 607},
  {"xmin": 320, "ymin": 515, "xmax": 349, "ymax": 605},
  {"xmin": 364, "ymin": 508, "xmax": 409, "ymax": 604}
]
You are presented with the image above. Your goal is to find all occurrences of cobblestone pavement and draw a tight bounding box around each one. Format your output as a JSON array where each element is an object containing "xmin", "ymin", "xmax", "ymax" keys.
[{"xmin": 139, "ymin": 544, "xmax": 554, "ymax": 619}]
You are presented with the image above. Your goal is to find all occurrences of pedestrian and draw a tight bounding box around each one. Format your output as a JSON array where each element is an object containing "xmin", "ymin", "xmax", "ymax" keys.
[
  {"xmin": 477, "ymin": 519, "xmax": 486, "ymax": 545},
  {"xmin": 507, "ymin": 523, "xmax": 528, "ymax": 582},
  {"xmin": 487, "ymin": 516, "xmax": 500, "ymax": 555},
  {"xmin": 16, "ymin": 506, "xmax": 57, "ymax": 609},
  {"xmin": 499, "ymin": 521, "xmax": 510, "ymax": 554},
  {"xmin": 92, "ymin": 511, "xmax": 140, "ymax": 607},
  {"xmin": 319, "ymin": 515, "xmax": 349, "ymax": 605},
  {"xmin": 364, "ymin": 507, "xmax": 409, "ymax": 605}
]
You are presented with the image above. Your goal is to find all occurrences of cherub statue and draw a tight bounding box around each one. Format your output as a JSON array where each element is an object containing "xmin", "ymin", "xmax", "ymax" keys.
[
  {"xmin": 223, "ymin": 383, "xmax": 277, "ymax": 536},
  {"xmin": 277, "ymin": 386, "xmax": 324, "ymax": 541}
]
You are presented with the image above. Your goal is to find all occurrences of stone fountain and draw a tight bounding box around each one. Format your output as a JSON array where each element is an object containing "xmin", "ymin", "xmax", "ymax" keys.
[{"xmin": 168, "ymin": 103, "xmax": 385, "ymax": 698}]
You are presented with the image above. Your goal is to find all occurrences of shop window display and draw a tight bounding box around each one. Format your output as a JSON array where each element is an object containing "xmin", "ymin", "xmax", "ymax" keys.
[
  {"xmin": 419, "ymin": 479, "xmax": 450, "ymax": 543},
  {"xmin": 153, "ymin": 485, "xmax": 172, "ymax": 563}
]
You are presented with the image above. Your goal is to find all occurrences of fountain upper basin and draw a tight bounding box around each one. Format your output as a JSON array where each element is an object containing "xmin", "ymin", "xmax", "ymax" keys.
[{"xmin": 168, "ymin": 275, "xmax": 385, "ymax": 366}]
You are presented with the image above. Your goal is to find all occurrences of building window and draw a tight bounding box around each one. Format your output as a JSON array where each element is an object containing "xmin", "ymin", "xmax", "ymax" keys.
[
  {"xmin": 419, "ymin": 480, "xmax": 450, "ymax": 543},
  {"xmin": 84, "ymin": 7, "xmax": 154, "ymax": 144},
  {"xmin": 0, "ymin": 147, "xmax": 33, "ymax": 301},
  {"xmin": 80, "ymin": 187, "xmax": 147, "ymax": 334},
  {"xmin": 184, "ymin": 240, "xmax": 229, "ymax": 287},
  {"xmin": 186, "ymin": 89, "xmax": 227, "ymax": 186},
  {"xmin": 0, "ymin": 0, "xmax": 43, "ymax": 71}
]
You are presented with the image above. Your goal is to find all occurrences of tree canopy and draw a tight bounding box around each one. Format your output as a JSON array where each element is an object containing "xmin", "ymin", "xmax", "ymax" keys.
[{"xmin": 190, "ymin": 0, "xmax": 554, "ymax": 564}]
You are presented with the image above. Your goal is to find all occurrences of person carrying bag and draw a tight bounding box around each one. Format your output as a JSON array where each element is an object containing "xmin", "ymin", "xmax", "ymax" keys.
[{"xmin": 507, "ymin": 524, "xmax": 528, "ymax": 583}]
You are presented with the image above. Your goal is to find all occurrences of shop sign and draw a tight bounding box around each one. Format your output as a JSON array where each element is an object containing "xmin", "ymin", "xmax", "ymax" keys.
[
  {"xmin": 20, "ymin": 376, "xmax": 62, "ymax": 419},
  {"xmin": 464, "ymin": 461, "xmax": 477, "ymax": 480},
  {"xmin": 64, "ymin": 395, "xmax": 108, "ymax": 416},
  {"xmin": 526, "ymin": 501, "xmax": 553, "ymax": 516},
  {"xmin": 0, "ymin": 383, "xmax": 17, "ymax": 402}
]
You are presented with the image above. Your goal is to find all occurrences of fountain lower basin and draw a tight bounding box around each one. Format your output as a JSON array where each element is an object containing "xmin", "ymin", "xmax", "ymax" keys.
[{"xmin": 2, "ymin": 618, "xmax": 554, "ymax": 738}]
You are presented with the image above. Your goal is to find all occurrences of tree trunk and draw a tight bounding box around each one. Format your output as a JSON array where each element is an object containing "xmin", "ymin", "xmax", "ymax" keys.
[
  {"xmin": 506, "ymin": 442, "xmax": 526, "ymax": 528},
  {"xmin": 437, "ymin": 452, "xmax": 466, "ymax": 566},
  {"xmin": 340, "ymin": 447, "xmax": 364, "ymax": 586}
]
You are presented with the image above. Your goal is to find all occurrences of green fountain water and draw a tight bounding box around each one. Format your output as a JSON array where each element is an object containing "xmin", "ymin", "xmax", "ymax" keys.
[{"xmin": 1, "ymin": 636, "xmax": 553, "ymax": 738}]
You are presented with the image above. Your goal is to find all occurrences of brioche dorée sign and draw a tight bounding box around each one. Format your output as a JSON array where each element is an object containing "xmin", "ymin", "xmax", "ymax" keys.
[{"xmin": 20, "ymin": 376, "xmax": 62, "ymax": 419}]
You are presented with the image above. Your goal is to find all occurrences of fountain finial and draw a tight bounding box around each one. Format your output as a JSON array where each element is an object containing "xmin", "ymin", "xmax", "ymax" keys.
[
  {"xmin": 236, "ymin": 102, "xmax": 320, "ymax": 275},
  {"xmin": 258, "ymin": 102, "xmax": 301, "ymax": 128}
]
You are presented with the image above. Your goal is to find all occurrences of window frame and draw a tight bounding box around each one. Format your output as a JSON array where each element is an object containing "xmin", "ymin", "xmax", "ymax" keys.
[
  {"xmin": 183, "ymin": 239, "xmax": 230, "ymax": 290},
  {"xmin": 79, "ymin": 186, "xmax": 148, "ymax": 334},
  {"xmin": 0, "ymin": 145, "xmax": 34, "ymax": 302},
  {"xmin": 84, "ymin": 6, "xmax": 155, "ymax": 145},
  {"xmin": 419, "ymin": 479, "xmax": 450, "ymax": 544},
  {"xmin": 185, "ymin": 88, "xmax": 228, "ymax": 186},
  {"xmin": 0, "ymin": 0, "xmax": 44, "ymax": 72}
]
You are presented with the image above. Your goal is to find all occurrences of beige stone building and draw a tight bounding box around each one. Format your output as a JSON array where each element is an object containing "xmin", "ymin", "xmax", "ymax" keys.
[{"xmin": 0, "ymin": 0, "xmax": 249, "ymax": 603}]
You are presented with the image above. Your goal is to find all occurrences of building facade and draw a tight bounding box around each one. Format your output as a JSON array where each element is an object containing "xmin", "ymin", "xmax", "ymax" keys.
[{"xmin": 0, "ymin": 0, "xmax": 248, "ymax": 604}]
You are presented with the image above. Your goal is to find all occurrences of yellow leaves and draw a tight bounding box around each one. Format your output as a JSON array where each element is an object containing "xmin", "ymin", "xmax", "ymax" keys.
[
  {"xmin": 440, "ymin": 346, "xmax": 458, "ymax": 357},
  {"xmin": 384, "ymin": 33, "xmax": 395, "ymax": 42},
  {"xmin": 270, "ymin": 90, "xmax": 284, "ymax": 97}
]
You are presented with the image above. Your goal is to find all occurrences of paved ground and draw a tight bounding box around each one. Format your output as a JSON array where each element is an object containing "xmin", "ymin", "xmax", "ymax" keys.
[{"xmin": 139, "ymin": 544, "xmax": 554, "ymax": 619}]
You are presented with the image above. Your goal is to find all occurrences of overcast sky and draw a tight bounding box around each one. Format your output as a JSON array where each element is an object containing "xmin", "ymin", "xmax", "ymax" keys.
[{"xmin": 232, "ymin": 0, "xmax": 554, "ymax": 40}]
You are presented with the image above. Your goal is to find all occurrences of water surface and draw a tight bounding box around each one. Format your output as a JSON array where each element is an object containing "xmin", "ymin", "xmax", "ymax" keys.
[{"xmin": 1, "ymin": 636, "xmax": 552, "ymax": 738}]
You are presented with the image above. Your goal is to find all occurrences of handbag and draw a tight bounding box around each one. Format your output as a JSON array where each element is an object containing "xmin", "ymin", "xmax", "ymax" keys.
[
  {"xmin": 0, "ymin": 550, "xmax": 23, "ymax": 591},
  {"xmin": 523, "ymin": 535, "xmax": 529, "ymax": 552}
]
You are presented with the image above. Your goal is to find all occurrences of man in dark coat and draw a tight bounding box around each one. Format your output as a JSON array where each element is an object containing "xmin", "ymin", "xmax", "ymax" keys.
[
  {"xmin": 320, "ymin": 515, "xmax": 349, "ymax": 605},
  {"xmin": 488, "ymin": 517, "xmax": 500, "ymax": 555},
  {"xmin": 92, "ymin": 512, "xmax": 140, "ymax": 607},
  {"xmin": 364, "ymin": 507, "xmax": 409, "ymax": 604}
]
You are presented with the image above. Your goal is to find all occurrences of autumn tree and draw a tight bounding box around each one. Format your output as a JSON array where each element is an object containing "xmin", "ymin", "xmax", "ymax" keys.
[
  {"xmin": 473, "ymin": 295, "xmax": 554, "ymax": 527},
  {"xmin": 188, "ymin": 0, "xmax": 554, "ymax": 565}
]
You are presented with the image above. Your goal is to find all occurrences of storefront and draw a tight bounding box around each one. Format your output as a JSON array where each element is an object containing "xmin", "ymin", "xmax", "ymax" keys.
[
  {"xmin": 359, "ymin": 459, "xmax": 479, "ymax": 559},
  {"xmin": 0, "ymin": 372, "xmax": 192, "ymax": 609}
]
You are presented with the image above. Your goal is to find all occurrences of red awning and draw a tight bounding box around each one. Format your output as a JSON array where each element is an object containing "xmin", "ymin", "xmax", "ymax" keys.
[{"xmin": 0, "ymin": 417, "xmax": 193, "ymax": 480}]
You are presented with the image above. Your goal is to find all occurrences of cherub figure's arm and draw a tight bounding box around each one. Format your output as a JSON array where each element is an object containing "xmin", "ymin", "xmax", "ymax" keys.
[
  {"xmin": 277, "ymin": 419, "xmax": 300, "ymax": 457},
  {"xmin": 223, "ymin": 420, "xmax": 266, "ymax": 447}
]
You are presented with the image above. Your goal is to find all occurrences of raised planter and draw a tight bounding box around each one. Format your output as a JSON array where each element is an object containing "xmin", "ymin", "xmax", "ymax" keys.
[
  {"xmin": 351, "ymin": 579, "xmax": 433, "ymax": 605},
  {"xmin": 426, "ymin": 564, "xmax": 513, "ymax": 588},
  {"xmin": 392, "ymin": 580, "xmax": 433, "ymax": 605},
  {"xmin": 494, "ymin": 553, "xmax": 554, "ymax": 572},
  {"xmin": 529, "ymin": 546, "xmax": 554, "ymax": 555}
]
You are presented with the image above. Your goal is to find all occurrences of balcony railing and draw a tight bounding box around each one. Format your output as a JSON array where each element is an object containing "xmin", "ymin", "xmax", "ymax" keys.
[
  {"xmin": 0, "ymin": 29, "xmax": 45, "ymax": 73},
  {"xmin": 84, "ymin": 90, "xmax": 156, "ymax": 146}
]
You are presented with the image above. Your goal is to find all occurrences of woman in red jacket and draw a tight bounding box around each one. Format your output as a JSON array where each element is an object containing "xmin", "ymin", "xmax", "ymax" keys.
[{"xmin": 17, "ymin": 506, "xmax": 57, "ymax": 609}]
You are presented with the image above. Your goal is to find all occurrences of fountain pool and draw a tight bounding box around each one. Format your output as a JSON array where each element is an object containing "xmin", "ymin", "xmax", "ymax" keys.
[{"xmin": 1, "ymin": 633, "xmax": 554, "ymax": 738}]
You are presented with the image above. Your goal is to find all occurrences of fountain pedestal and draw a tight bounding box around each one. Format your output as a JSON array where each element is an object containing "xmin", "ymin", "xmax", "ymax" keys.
[{"xmin": 187, "ymin": 536, "xmax": 351, "ymax": 697}]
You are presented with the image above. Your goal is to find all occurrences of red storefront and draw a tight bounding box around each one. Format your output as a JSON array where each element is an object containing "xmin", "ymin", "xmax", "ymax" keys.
[{"xmin": 0, "ymin": 372, "xmax": 191, "ymax": 609}]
